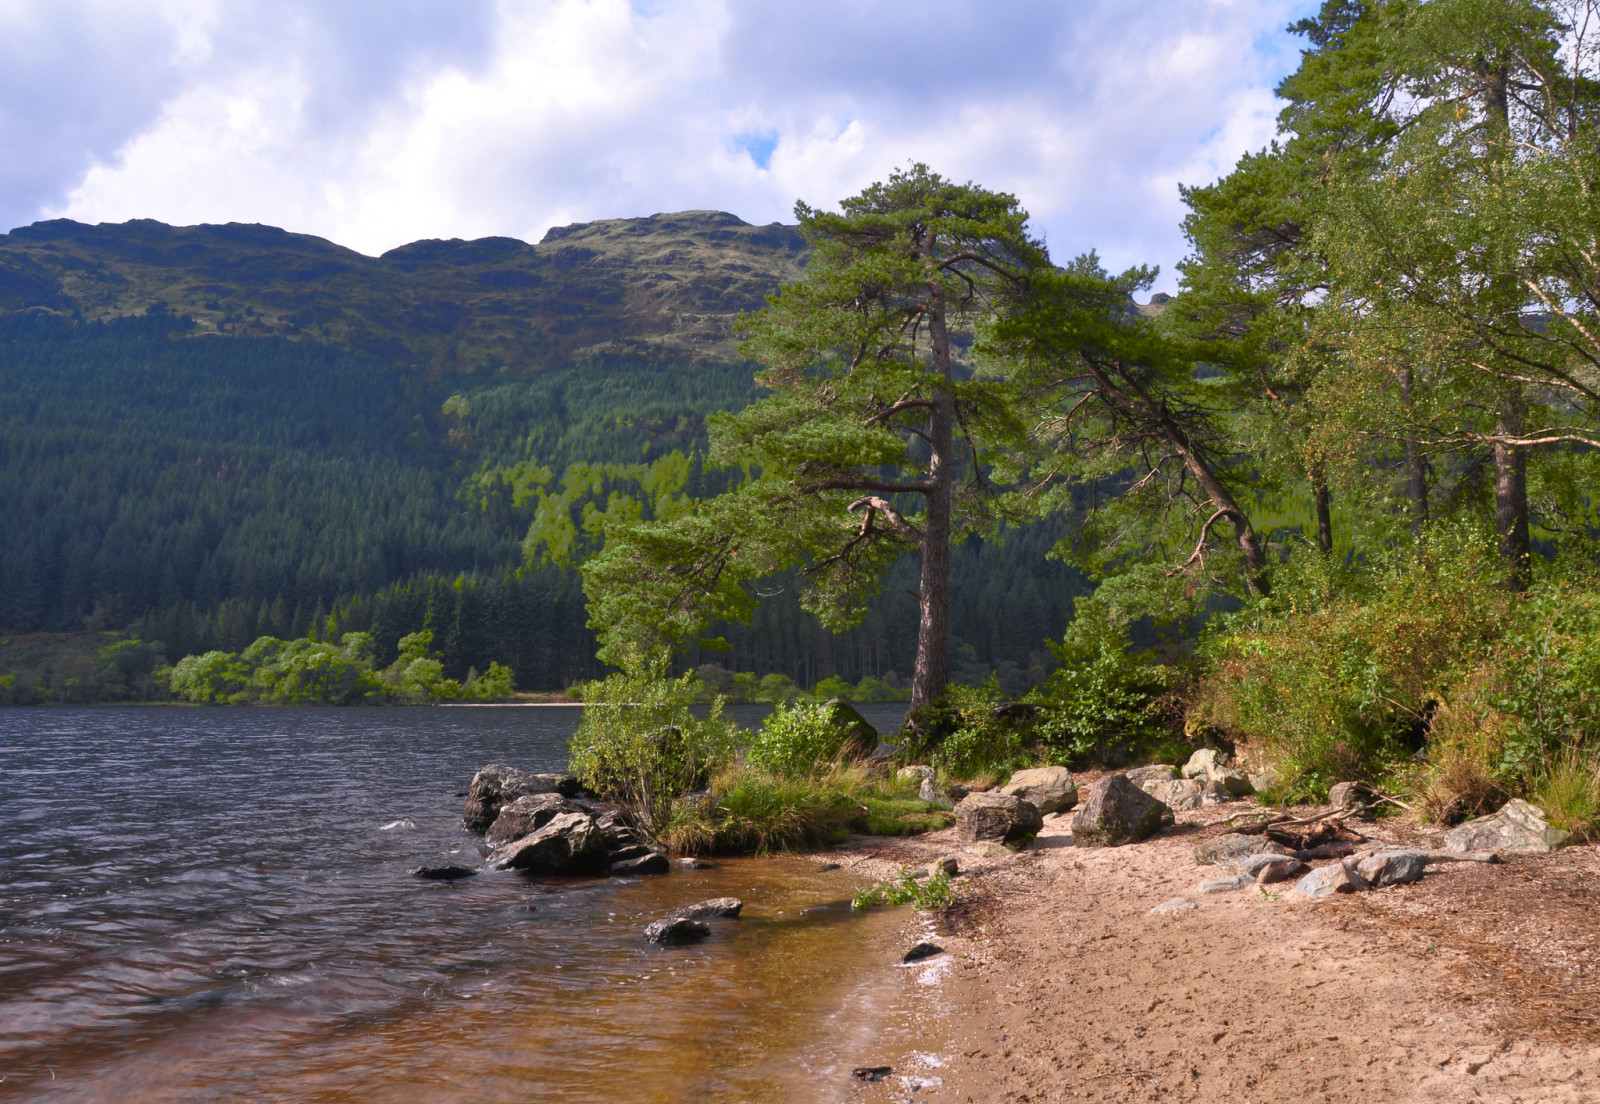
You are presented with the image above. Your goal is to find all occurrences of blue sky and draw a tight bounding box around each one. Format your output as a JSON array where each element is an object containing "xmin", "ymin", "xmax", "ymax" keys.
[{"xmin": 0, "ymin": 0, "xmax": 1316, "ymax": 291}]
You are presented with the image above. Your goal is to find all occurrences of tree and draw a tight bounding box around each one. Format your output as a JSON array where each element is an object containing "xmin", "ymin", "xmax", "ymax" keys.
[{"xmin": 582, "ymin": 166, "xmax": 1047, "ymax": 707}]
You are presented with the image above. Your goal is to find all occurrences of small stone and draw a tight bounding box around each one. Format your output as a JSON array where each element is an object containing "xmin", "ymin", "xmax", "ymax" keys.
[
  {"xmin": 930, "ymin": 856, "xmax": 959, "ymax": 877},
  {"xmin": 1249, "ymin": 767, "xmax": 1282, "ymax": 793},
  {"xmin": 1212, "ymin": 767, "xmax": 1255, "ymax": 797},
  {"xmin": 1125, "ymin": 764, "xmax": 1179, "ymax": 787},
  {"xmin": 948, "ymin": 784, "xmax": 971, "ymax": 802},
  {"xmin": 902, "ymin": 942, "xmax": 944, "ymax": 963},
  {"xmin": 1292, "ymin": 861, "xmax": 1368, "ymax": 898},
  {"xmin": 644, "ymin": 917, "xmax": 711, "ymax": 944},
  {"xmin": 1196, "ymin": 873, "xmax": 1256, "ymax": 894},
  {"xmin": 1353, "ymin": 849, "xmax": 1426, "ymax": 888},
  {"xmin": 852, "ymin": 1067, "xmax": 893, "ymax": 1083},
  {"xmin": 410, "ymin": 863, "xmax": 477, "ymax": 880},
  {"xmin": 1443, "ymin": 799, "xmax": 1571, "ymax": 853},
  {"xmin": 1199, "ymin": 780, "xmax": 1236, "ymax": 805},
  {"xmin": 998, "ymin": 766, "xmax": 1079, "ymax": 815},
  {"xmin": 1193, "ymin": 833, "xmax": 1293, "ymax": 866},
  {"xmin": 1147, "ymin": 897, "xmax": 1198, "ymax": 916},
  {"xmin": 677, "ymin": 897, "xmax": 743, "ymax": 920},
  {"xmin": 610, "ymin": 852, "xmax": 671, "ymax": 876},
  {"xmin": 1328, "ymin": 781, "xmax": 1378, "ymax": 810}
]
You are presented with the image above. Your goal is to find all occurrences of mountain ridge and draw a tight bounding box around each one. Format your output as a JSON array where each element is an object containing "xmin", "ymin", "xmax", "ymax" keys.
[{"xmin": 0, "ymin": 210, "xmax": 808, "ymax": 375}]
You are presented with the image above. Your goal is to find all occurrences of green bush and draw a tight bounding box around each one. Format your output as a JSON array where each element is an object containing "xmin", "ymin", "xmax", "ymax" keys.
[
  {"xmin": 747, "ymin": 701, "xmax": 851, "ymax": 778},
  {"xmin": 568, "ymin": 669, "xmax": 739, "ymax": 834},
  {"xmin": 852, "ymin": 866, "xmax": 955, "ymax": 910}
]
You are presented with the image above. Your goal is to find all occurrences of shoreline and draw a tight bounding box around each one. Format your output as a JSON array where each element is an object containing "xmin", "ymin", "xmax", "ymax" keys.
[{"xmin": 815, "ymin": 800, "xmax": 1600, "ymax": 1102}]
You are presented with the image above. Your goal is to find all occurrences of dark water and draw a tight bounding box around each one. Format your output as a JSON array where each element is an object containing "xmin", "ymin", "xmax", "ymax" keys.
[{"xmin": 0, "ymin": 705, "xmax": 930, "ymax": 1102}]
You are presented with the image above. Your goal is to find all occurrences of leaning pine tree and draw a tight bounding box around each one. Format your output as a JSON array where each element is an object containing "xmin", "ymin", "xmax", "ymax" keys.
[{"xmin": 582, "ymin": 165, "xmax": 1047, "ymax": 708}]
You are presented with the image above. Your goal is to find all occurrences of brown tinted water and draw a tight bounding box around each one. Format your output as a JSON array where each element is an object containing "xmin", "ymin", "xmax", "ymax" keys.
[{"xmin": 0, "ymin": 705, "xmax": 932, "ymax": 1102}]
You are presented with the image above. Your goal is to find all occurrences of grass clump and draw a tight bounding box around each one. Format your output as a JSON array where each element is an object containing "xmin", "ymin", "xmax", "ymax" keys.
[
  {"xmin": 1532, "ymin": 749, "xmax": 1600, "ymax": 843},
  {"xmin": 852, "ymin": 866, "xmax": 956, "ymax": 911}
]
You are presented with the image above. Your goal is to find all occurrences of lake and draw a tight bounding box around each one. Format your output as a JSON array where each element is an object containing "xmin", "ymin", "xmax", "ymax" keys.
[{"xmin": 0, "ymin": 704, "xmax": 941, "ymax": 1102}]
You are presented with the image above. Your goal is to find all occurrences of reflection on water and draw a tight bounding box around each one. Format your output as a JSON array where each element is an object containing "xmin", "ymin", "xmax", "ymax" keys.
[{"xmin": 0, "ymin": 705, "xmax": 926, "ymax": 1102}]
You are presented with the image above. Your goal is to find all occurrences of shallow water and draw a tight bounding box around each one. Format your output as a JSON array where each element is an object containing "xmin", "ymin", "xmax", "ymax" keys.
[{"xmin": 0, "ymin": 705, "xmax": 930, "ymax": 1102}]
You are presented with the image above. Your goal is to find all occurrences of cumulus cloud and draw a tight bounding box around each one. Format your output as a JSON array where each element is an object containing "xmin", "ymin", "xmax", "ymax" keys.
[{"xmin": 8, "ymin": 0, "xmax": 1316, "ymax": 289}]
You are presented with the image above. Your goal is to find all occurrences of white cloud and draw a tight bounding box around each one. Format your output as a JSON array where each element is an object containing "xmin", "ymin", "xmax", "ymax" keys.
[{"xmin": 14, "ymin": 0, "xmax": 1317, "ymax": 289}]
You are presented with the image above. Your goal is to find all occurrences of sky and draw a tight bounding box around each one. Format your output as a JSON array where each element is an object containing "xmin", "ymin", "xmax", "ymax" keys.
[{"xmin": 0, "ymin": 0, "xmax": 1318, "ymax": 291}]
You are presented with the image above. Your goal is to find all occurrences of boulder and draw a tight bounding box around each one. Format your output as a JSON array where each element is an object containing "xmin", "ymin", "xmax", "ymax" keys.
[
  {"xmin": 610, "ymin": 852, "xmax": 671, "ymax": 876},
  {"xmin": 1443, "ymin": 799, "xmax": 1571, "ymax": 853},
  {"xmin": 1193, "ymin": 833, "xmax": 1294, "ymax": 866},
  {"xmin": 1125, "ymin": 764, "xmax": 1178, "ymax": 788},
  {"xmin": 677, "ymin": 897, "xmax": 743, "ymax": 920},
  {"xmin": 1353, "ymin": 849, "xmax": 1426, "ymax": 888},
  {"xmin": 998, "ymin": 766, "xmax": 1079, "ymax": 815},
  {"xmin": 1249, "ymin": 767, "xmax": 1282, "ymax": 794},
  {"xmin": 1196, "ymin": 873, "xmax": 1256, "ymax": 894},
  {"xmin": 1181, "ymin": 748, "xmax": 1226, "ymax": 780},
  {"xmin": 462, "ymin": 764, "xmax": 580, "ymax": 833},
  {"xmin": 1071, "ymin": 774, "xmax": 1174, "ymax": 847},
  {"xmin": 1147, "ymin": 897, "xmax": 1198, "ymax": 916},
  {"xmin": 820, "ymin": 698, "xmax": 879, "ymax": 760},
  {"xmin": 485, "ymin": 792, "xmax": 577, "ymax": 845},
  {"xmin": 644, "ymin": 917, "xmax": 711, "ymax": 945},
  {"xmin": 1212, "ymin": 768, "xmax": 1255, "ymax": 797},
  {"xmin": 411, "ymin": 863, "xmax": 477, "ymax": 880},
  {"xmin": 485, "ymin": 810, "xmax": 607, "ymax": 874},
  {"xmin": 1143, "ymin": 778, "xmax": 1206, "ymax": 810},
  {"xmin": 954, "ymin": 791, "xmax": 1044, "ymax": 845},
  {"xmin": 1291, "ymin": 861, "xmax": 1368, "ymax": 898},
  {"xmin": 604, "ymin": 842, "xmax": 655, "ymax": 864},
  {"xmin": 919, "ymin": 776, "xmax": 955, "ymax": 808}
]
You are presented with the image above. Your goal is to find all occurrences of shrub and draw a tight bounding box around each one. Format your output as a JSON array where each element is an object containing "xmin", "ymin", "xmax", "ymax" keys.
[
  {"xmin": 852, "ymin": 866, "xmax": 955, "ymax": 910},
  {"xmin": 568, "ymin": 668, "xmax": 739, "ymax": 835},
  {"xmin": 747, "ymin": 701, "xmax": 851, "ymax": 778},
  {"xmin": 662, "ymin": 767, "xmax": 861, "ymax": 854}
]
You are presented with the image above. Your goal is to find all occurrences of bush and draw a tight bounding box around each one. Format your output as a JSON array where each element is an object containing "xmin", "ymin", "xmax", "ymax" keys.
[
  {"xmin": 852, "ymin": 866, "xmax": 955, "ymax": 910},
  {"xmin": 568, "ymin": 668, "xmax": 739, "ymax": 835},
  {"xmin": 747, "ymin": 701, "xmax": 851, "ymax": 778}
]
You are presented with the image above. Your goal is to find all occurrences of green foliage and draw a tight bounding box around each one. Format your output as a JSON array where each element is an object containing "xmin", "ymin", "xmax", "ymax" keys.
[
  {"xmin": 852, "ymin": 867, "xmax": 956, "ymax": 911},
  {"xmin": 902, "ymin": 679, "xmax": 1036, "ymax": 779},
  {"xmin": 567, "ymin": 669, "xmax": 740, "ymax": 834},
  {"xmin": 664, "ymin": 769, "xmax": 862, "ymax": 855},
  {"xmin": 0, "ymin": 633, "xmax": 171, "ymax": 703},
  {"xmin": 747, "ymin": 702, "xmax": 854, "ymax": 779}
]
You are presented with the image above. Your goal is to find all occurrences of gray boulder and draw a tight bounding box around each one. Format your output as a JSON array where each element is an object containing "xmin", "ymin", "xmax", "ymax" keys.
[
  {"xmin": 1071, "ymin": 774, "xmax": 1174, "ymax": 847},
  {"xmin": 1143, "ymin": 777, "xmax": 1206, "ymax": 810},
  {"xmin": 954, "ymin": 791, "xmax": 1044, "ymax": 845},
  {"xmin": 1237, "ymin": 852, "xmax": 1305, "ymax": 878},
  {"xmin": 1180, "ymin": 748, "xmax": 1253, "ymax": 795},
  {"xmin": 645, "ymin": 917, "xmax": 711, "ymax": 944},
  {"xmin": 1291, "ymin": 861, "xmax": 1368, "ymax": 898},
  {"xmin": 1249, "ymin": 766, "xmax": 1282, "ymax": 794},
  {"xmin": 1125, "ymin": 764, "xmax": 1178, "ymax": 788},
  {"xmin": 1353, "ymin": 849, "xmax": 1426, "ymax": 888},
  {"xmin": 485, "ymin": 792, "xmax": 577, "ymax": 845},
  {"xmin": 1212, "ymin": 767, "xmax": 1255, "ymax": 797},
  {"xmin": 485, "ymin": 810, "xmax": 607, "ymax": 874},
  {"xmin": 1443, "ymin": 799, "xmax": 1571, "ymax": 853},
  {"xmin": 998, "ymin": 766, "xmax": 1078, "ymax": 815},
  {"xmin": 677, "ymin": 897, "xmax": 743, "ymax": 920},
  {"xmin": 1193, "ymin": 833, "xmax": 1294, "ymax": 866},
  {"xmin": 462, "ymin": 764, "xmax": 581, "ymax": 833}
]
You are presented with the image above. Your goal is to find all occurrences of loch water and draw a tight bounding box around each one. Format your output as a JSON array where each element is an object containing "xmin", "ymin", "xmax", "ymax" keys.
[{"xmin": 0, "ymin": 705, "xmax": 935, "ymax": 1103}]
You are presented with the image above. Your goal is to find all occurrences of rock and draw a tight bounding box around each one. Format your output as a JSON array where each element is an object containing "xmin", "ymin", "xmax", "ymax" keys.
[
  {"xmin": 898, "ymin": 765, "xmax": 935, "ymax": 783},
  {"xmin": 610, "ymin": 852, "xmax": 671, "ymax": 876},
  {"xmin": 677, "ymin": 856, "xmax": 713, "ymax": 869},
  {"xmin": 1353, "ymin": 849, "xmax": 1427, "ymax": 888},
  {"xmin": 1212, "ymin": 768, "xmax": 1255, "ymax": 797},
  {"xmin": 947, "ymin": 784, "xmax": 972, "ymax": 802},
  {"xmin": 1291, "ymin": 861, "xmax": 1368, "ymax": 898},
  {"xmin": 644, "ymin": 917, "xmax": 711, "ymax": 945},
  {"xmin": 462, "ymin": 765, "xmax": 580, "ymax": 833},
  {"xmin": 1197, "ymin": 873, "xmax": 1255, "ymax": 893},
  {"xmin": 820, "ymin": 698, "xmax": 879, "ymax": 760},
  {"xmin": 1443, "ymin": 799, "xmax": 1571, "ymax": 853},
  {"xmin": 1147, "ymin": 896, "xmax": 1198, "ymax": 916},
  {"xmin": 411, "ymin": 863, "xmax": 477, "ymax": 880},
  {"xmin": 604, "ymin": 842, "xmax": 655, "ymax": 864},
  {"xmin": 813, "ymin": 861, "xmax": 840, "ymax": 872},
  {"xmin": 1249, "ymin": 767, "xmax": 1282, "ymax": 794},
  {"xmin": 1072, "ymin": 774, "xmax": 1174, "ymax": 847},
  {"xmin": 998, "ymin": 766, "xmax": 1079, "ymax": 815},
  {"xmin": 1328, "ymin": 780, "xmax": 1376, "ymax": 808},
  {"xmin": 1145, "ymin": 774, "xmax": 1203, "ymax": 809},
  {"xmin": 594, "ymin": 810, "xmax": 641, "ymax": 847},
  {"xmin": 1254, "ymin": 858, "xmax": 1307, "ymax": 885},
  {"xmin": 1125, "ymin": 764, "xmax": 1178, "ymax": 788},
  {"xmin": 485, "ymin": 811, "xmax": 607, "ymax": 874},
  {"xmin": 930, "ymin": 856, "xmax": 960, "ymax": 877},
  {"xmin": 852, "ymin": 1067, "xmax": 893, "ymax": 1083},
  {"xmin": 919, "ymin": 775, "xmax": 955, "ymax": 808},
  {"xmin": 485, "ymin": 792, "xmax": 577, "ymax": 845},
  {"xmin": 902, "ymin": 942, "xmax": 944, "ymax": 963},
  {"xmin": 1193, "ymin": 833, "xmax": 1294, "ymax": 866},
  {"xmin": 954, "ymin": 791, "xmax": 1044, "ymax": 845},
  {"xmin": 677, "ymin": 897, "xmax": 743, "ymax": 920},
  {"xmin": 1182, "ymin": 748, "xmax": 1226, "ymax": 780}
]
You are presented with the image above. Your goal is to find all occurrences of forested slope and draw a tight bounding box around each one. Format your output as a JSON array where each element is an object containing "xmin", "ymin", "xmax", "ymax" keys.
[{"xmin": 0, "ymin": 213, "xmax": 1085, "ymax": 696}]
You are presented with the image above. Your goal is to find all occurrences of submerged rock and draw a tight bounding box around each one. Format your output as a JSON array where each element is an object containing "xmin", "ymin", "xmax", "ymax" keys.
[
  {"xmin": 1443, "ymin": 799, "xmax": 1571, "ymax": 853},
  {"xmin": 411, "ymin": 863, "xmax": 477, "ymax": 880},
  {"xmin": 954, "ymin": 791, "xmax": 1043, "ymax": 845},
  {"xmin": 644, "ymin": 917, "xmax": 711, "ymax": 944},
  {"xmin": 998, "ymin": 766, "xmax": 1078, "ymax": 815},
  {"xmin": 1071, "ymin": 774, "xmax": 1173, "ymax": 847},
  {"xmin": 677, "ymin": 897, "xmax": 743, "ymax": 920},
  {"xmin": 609, "ymin": 852, "xmax": 671, "ymax": 876}
]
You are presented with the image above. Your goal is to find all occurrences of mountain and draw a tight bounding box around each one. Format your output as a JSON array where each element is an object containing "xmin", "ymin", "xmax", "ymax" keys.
[{"xmin": 0, "ymin": 210, "xmax": 808, "ymax": 374}]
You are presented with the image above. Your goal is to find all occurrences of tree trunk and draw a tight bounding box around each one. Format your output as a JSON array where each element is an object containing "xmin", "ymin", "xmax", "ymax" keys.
[
  {"xmin": 912, "ymin": 258, "xmax": 954, "ymax": 709},
  {"xmin": 1495, "ymin": 394, "xmax": 1531, "ymax": 590},
  {"xmin": 1313, "ymin": 477, "xmax": 1334, "ymax": 555},
  {"xmin": 1399, "ymin": 368, "xmax": 1427, "ymax": 535}
]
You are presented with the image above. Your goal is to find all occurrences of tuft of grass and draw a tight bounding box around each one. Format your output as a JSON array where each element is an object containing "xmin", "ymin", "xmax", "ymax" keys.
[
  {"xmin": 1532, "ymin": 749, "xmax": 1600, "ymax": 843},
  {"xmin": 852, "ymin": 866, "xmax": 955, "ymax": 911}
]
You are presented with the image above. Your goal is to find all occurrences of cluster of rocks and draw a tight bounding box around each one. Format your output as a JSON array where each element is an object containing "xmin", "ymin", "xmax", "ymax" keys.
[
  {"xmin": 1130, "ymin": 748, "xmax": 1256, "ymax": 811},
  {"xmin": 458, "ymin": 763, "xmax": 669, "ymax": 877},
  {"xmin": 643, "ymin": 897, "xmax": 743, "ymax": 945}
]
